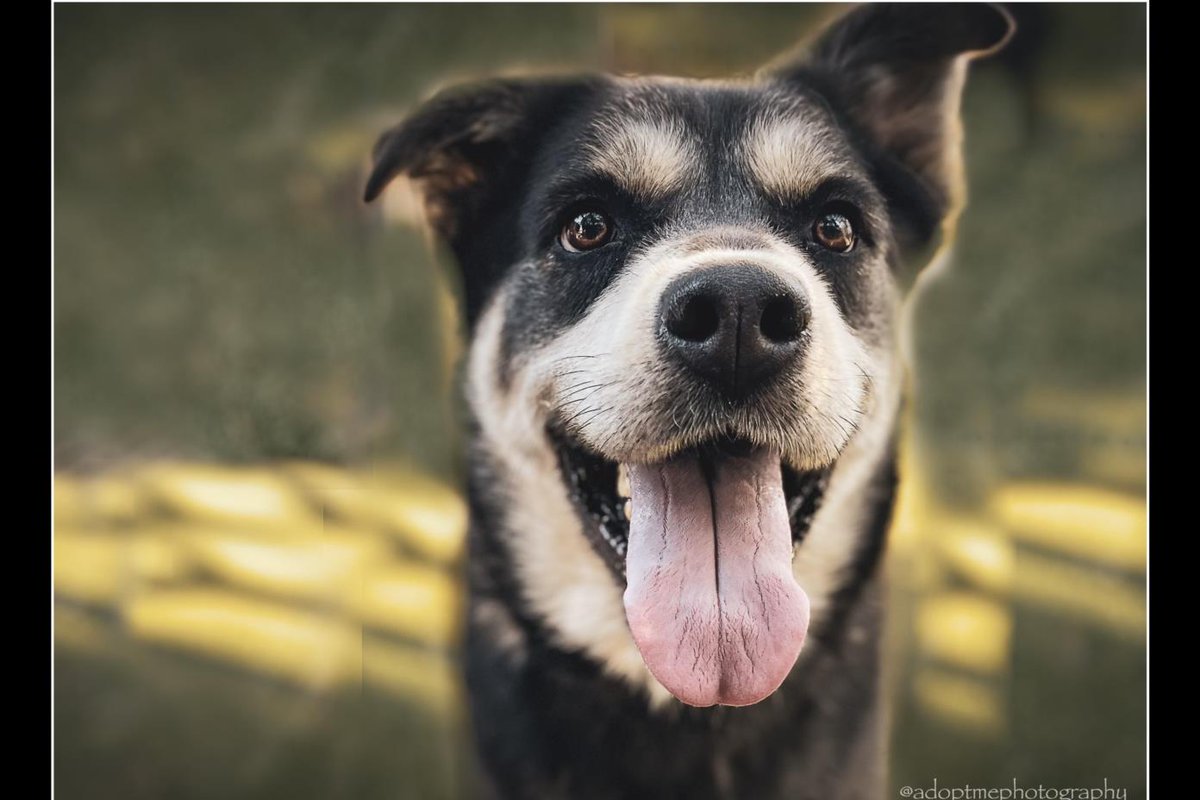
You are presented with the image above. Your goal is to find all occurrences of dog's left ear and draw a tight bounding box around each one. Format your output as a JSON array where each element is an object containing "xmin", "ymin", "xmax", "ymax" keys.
[{"xmin": 767, "ymin": 3, "xmax": 1014, "ymax": 265}]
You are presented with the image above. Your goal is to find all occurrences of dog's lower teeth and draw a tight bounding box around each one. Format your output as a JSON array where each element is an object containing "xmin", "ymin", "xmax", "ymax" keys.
[{"xmin": 622, "ymin": 498, "xmax": 632, "ymax": 521}]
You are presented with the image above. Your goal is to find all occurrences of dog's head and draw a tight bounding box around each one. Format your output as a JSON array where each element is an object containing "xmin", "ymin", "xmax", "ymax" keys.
[{"xmin": 366, "ymin": 4, "xmax": 1011, "ymax": 708}]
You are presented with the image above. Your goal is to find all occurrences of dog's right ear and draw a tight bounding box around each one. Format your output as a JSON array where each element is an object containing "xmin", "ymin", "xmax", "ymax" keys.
[
  {"xmin": 765, "ymin": 4, "xmax": 1014, "ymax": 272},
  {"xmin": 363, "ymin": 77, "xmax": 599, "ymax": 241}
]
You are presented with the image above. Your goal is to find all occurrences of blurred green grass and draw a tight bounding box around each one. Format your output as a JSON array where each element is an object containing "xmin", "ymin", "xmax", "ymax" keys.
[{"xmin": 54, "ymin": 4, "xmax": 1146, "ymax": 799}]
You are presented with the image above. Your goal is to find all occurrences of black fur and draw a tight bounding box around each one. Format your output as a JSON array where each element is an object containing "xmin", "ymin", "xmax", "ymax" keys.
[{"xmin": 365, "ymin": 5, "xmax": 1011, "ymax": 798}]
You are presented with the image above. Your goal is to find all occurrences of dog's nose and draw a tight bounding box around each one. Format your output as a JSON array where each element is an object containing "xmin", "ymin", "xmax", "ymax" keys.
[{"xmin": 660, "ymin": 266, "xmax": 809, "ymax": 400}]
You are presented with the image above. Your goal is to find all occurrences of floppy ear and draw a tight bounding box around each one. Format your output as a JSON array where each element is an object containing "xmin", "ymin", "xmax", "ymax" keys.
[
  {"xmin": 767, "ymin": 3, "xmax": 1014, "ymax": 262},
  {"xmin": 363, "ymin": 76, "xmax": 601, "ymax": 320},
  {"xmin": 364, "ymin": 76, "xmax": 598, "ymax": 237}
]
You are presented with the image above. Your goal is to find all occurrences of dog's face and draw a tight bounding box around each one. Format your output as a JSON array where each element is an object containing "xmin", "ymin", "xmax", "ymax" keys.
[{"xmin": 367, "ymin": 5, "xmax": 1011, "ymax": 708}]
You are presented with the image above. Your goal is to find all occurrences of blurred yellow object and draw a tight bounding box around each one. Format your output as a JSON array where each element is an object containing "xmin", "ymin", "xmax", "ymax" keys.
[
  {"xmin": 368, "ymin": 466, "xmax": 468, "ymax": 564},
  {"xmin": 55, "ymin": 530, "xmax": 193, "ymax": 603},
  {"xmin": 125, "ymin": 589, "xmax": 362, "ymax": 689},
  {"xmin": 1012, "ymin": 551, "xmax": 1145, "ymax": 638},
  {"xmin": 54, "ymin": 475, "xmax": 83, "ymax": 527},
  {"xmin": 936, "ymin": 521, "xmax": 1015, "ymax": 594},
  {"xmin": 1020, "ymin": 389, "xmax": 1144, "ymax": 434},
  {"xmin": 55, "ymin": 533, "xmax": 125, "ymax": 604},
  {"xmin": 885, "ymin": 437, "xmax": 941, "ymax": 554},
  {"xmin": 138, "ymin": 463, "xmax": 317, "ymax": 527},
  {"xmin": 128, "ymin": 532, "xmax": 193, "ymax": 583},
  {"xmin": 990, "ymin": 483, "xmax": 1146, "ymax": 571},
  {"xmin": 84, "ymin": 475, "xmax": 147, "ymax": 523},
  {"xmin": 913, "ymin": 668, "xmax": 1004, "ymax": 734},
  {"xmin": 55, "ymin": 473, "xmax": 150, "ymax": 527},
  {"xmin": 915, "ymin": 592, "xmax": 1011, "ymax": 674},
  {"xmin": 363, "ymin": 636, "xmax": 463, "ymax": 713},
  {"xmin": 286, "ymin": 461, "xmax": 467, "ymax": 565},
  {"xmin": 350, "ymin": 562, "xmax": 463, "ymax": 647},
  {"xmin": 182, "ymin": 527, "xmax": 390, "ymax": 604},
  {"xmin": 282, "ymin": 460, "xmax": 362, "ymax": 502},
  {"xmin": 378, "ymin": 493, "xmax": 467, "ymax": 565},
  {"xmin": 888, "ymin": 488, "xmax": 931, "ymax": 553}
]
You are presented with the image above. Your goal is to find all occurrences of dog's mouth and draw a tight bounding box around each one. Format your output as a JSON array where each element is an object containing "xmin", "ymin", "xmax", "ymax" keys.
[
  {"xmin": 552, "ymin": 428, "xmax": 831, "ymax": 708},
  {"xmin": 553, "ymin": 431, "xmax": 831, "ymax": 577}
]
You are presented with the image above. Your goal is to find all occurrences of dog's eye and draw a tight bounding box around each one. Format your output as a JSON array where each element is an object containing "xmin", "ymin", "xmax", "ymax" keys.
[
  {"xmin": 812, "ymin": 211, "xmax": 856, "ymax": 253},
  {"xmin": 561, "ymin": 210, "xmax": 613, "ymax": 252}
]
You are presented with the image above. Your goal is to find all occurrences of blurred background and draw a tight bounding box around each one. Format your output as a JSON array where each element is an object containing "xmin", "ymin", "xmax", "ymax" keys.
[{"xmin": 53, "ymin": 4, "xmax": 1146, "ymax": 799}]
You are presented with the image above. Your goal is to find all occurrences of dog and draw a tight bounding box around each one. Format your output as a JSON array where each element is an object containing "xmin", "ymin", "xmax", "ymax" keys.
[{"xmin": 364, "ymin": 5, "xmax": 1012, "ymax": 798}]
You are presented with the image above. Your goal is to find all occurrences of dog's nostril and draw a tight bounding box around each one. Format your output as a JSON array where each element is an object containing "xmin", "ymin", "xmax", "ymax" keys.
[
  {"xmin": 760, "ymin": 296, "xmax": 805, "ymax": 343},
  {"xmin": 667, "ymin": 293, "xmax": 721, "ymax": 342}
]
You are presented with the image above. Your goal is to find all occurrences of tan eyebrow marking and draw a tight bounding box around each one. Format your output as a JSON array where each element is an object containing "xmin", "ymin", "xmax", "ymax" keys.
[
  {"xmin": 744, "ymin": 113, "xmax": 853, "ymax": 200},
  {"xmin": 585, "ymin": 118, "xmax": 696, "ymax": 199},
  {"xmin": 673, "ymin": 226, "xmax": 778, "ymax": 254}
]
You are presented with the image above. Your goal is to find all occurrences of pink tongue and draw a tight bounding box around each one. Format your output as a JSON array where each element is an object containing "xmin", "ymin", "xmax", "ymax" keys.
[{"xmin": 623, "ymin": 449, "xmax": 809, "ymax": 707}]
